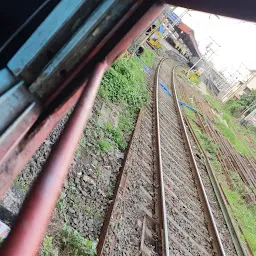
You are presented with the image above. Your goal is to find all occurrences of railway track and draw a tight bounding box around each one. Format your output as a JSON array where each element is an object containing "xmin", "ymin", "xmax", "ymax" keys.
[{"xmin": 97, "ymin": 58, "xmax": 244, "ymax": 255}]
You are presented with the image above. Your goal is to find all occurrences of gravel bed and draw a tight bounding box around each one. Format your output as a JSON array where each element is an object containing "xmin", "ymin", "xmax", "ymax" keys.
[
  {"xmin": 186, "ymin": 125, "xmax": 237, "ymax": 255},
  {"xmin": 174, "ymin": 72, "xmax": 237, "ymax": 255},
  {"xmin": 1, "ymin": 94, "xmax": 133, "ymax": 254},
  {"xmin": 100, "ymin": 56, "xmax": 161, "ymax": 255},
  {"xmin": 158, "ymin": 59, "xmax": 214, "ymax": 255}
]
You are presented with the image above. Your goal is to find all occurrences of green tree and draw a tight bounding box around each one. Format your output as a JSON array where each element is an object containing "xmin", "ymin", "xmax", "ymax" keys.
[{"xmin": 226, "ymin": 89, "xmax": 256, "ymax": 117}]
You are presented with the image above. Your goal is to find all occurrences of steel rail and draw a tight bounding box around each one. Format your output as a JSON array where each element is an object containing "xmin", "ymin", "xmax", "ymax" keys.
[
  {"xmin": 170, "ymin": 64, "xmax": 226, "ymax": 256},
  {"xmin": 184, "ymin": 115, "xmax": 248, "ymax": 256},
  {"xmin": 155, "ymin": 59, "xmax": 170, "ymax": 256}
]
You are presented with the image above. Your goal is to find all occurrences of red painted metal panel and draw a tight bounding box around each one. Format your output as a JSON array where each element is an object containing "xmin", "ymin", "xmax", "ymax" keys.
[
  {"xmin": 0, "ymin": 61, "xmax": 107, "ymax": 255},
  {"xmin": 0, "ymin": 85, "xmax": 85, "ymax": 198}
]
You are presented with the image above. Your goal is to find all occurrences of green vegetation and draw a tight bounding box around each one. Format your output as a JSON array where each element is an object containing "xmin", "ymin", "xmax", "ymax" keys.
[
  {"xmin": 94, "ymin": 168, "xmax": 101, "ymax": 178},
  {"xmin": 50, "ymin": 49, "xmax": 155, "ymax": 255},
  {"xmin": 214, "ymin": 116, "xmax": 250, "ymax": 156},
  {"xmin": 92, "ymin": 49, "xmax": 155, "ymax": 153},
  {"xmin": 103, "ymin": 121, "xmax": 127, "ymax": 150},
  {"xmin": 118, "ymin": 111, "xmax": 135, "ymax": 135},
  {"xmin": 42, "ymin": 236, "xmax": 58, "ymax": 256},
  {"xmin": 107, "ymin": 182, "xmax": 115, "ymax": 198},
  {"xmin": 184, "ymin": 91, "xmax": 256, "ymax": 253},
  {"xmin": 96, "ymin": 139, "xmax": 112, "ymax": 152},
  {"xmin": 178, "ymin": 68, "xmax": 201, "ymax": 86},
  {"xmin": 60, "ymin": 225, "xmax": 96, "ymax": 256},
  {"xmin": 188, "ymin": 72, "xmax": 201, "ymax": 85},
  {"xmin": 99, "ymin": 55, "xmax": 149, "ymax": 111},
  {"xmin": 139, "ymin": 48, "xmax": 155, "ymax": 67},
  {"xmin": 204, "ymin": 94, "xmax": 223, "ymax": 113},
  {"xmin": 13, "ymin": 177, "xmax": 28, "ymax": 193},
  {"xmin": 204, "ymin": 93, "xmax": 256, "ymax": 158},
  {"xmin": 41, "ymin": 222, "xmax": 97, "ymax": 256},
  {"xmin": 224, "ymin": 187, "xmax": 256, "ymax": 254},
  {"xmin": 184, "ymin": 108, "xmax": 221, "ymax": 173},
  {"xmin": 197, "ymin": 132, "xmax": 218, "ymax": 157},
  {"xmin": 75, "ymin": 204, "xmax": 103, "ymax": 220},
  {"xmin": 184, "ymin": 106, "xmax": 256, "ymax": 253},
  {"xmin": 226, "ymin": 89, "xmax": 256, "ymax": 117}
]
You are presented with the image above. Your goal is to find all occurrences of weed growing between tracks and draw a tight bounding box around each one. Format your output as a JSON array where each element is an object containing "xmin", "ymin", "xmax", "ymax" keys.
[
  {"xmin": 184, "ymin": 97, "xmax": 256, "ymax": 254},
  {"xmin": 223, "ymin": 187, "xmax": 256, "ymax": 254},
  {"xmin": 184, "ymin": 108, "xmax": 221, "ymax": 173},
  {"xmin": 204, "ymin": 94, "xmax": 256, "ymax": 158}
]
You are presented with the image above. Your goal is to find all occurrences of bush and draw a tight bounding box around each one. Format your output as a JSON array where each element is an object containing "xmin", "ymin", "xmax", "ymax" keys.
[
  {"xmin": 60, "ymin": 225, "xmax": 96, "ymax": 256},
  {"xmin": 140, "ymin": 48, "xmax": 155, "ymax": 67},
  {"xmin": 99, "ymin": 57, "xmax": 149, "ymax": 111},
  {"xmin": 197, "ymin": 131, "xmax": 218, "ymax": 158},
  {"xmin": 104, "ymin": 122, "xmax": 127, "ymax": 150},
  {"xmin": 97, "ymin": 139, "xmax": 111, "ymax": 152},
  {"xmin": 226, "ymin": 99, "xmax": 244, "ymax": 117}
]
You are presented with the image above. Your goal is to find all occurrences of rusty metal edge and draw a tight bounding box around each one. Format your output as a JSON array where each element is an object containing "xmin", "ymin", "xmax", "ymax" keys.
[
  {"xmin": 170, "ymin": 63, "xmax": 226, "ymax": 256},
  {"xmin": 0, "ymin": 62, "xmax": 108, "ymax": 256},
  {"xmin": 97, "ymin": 107, "xmax": 143, "ymax": 255},
  {"xmin": 0, "ymin": 84, "xmax": 85, "ymax": 199},
  {"xmin": 184, "ymin": 115, "xmax": 248, "ymax": 256}
]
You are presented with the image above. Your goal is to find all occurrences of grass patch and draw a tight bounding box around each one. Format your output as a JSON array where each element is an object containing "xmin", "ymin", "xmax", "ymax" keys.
[
  {"xmin": 42, "ymin": 236, "xmax": 58, "ymax": 256},
  {"xmin": 182, "ymin": 81, "xmax": 256, "ymax": 252},
  {"xmin": 41, "ymin": 223, "xmax": 97, "ymax": 255},
  {"xmin": 188, "ymin": 73, "xmax": 201, "ymax": 85},
  {"xmin": 184, "ymin": 107, "xmax": 221, "ymax": 173},
  {"xmin": 140, "ymin": 48, "xmax": 155, "ymax": 67},
  {"xmin": 178, "ymin": 68, "xmax": 201, "ymax": 86},
  {"xmin": 13, "ymin": 177, "xmax": 28, "ymax": 193},
  {"xmin": 185, "ymin": 93, "xmax": 256, "ymax": 252},
  {"xmin": 96, "ymin": 139, "xmax": 112, "ymax": 152},
  {"xmin": 224, "ymin": 187, "xmax": 256, "ymax": 254},
  {"xmin": 215, "ymin": 116, "xmax": 249, "ymax": 156},
  {"xmin": 60, "ymin": 225, "xmax": 96, "ymax": 256},
  {"xmin": 197, "ymin": 132, "xmax": 218, "ymax": 157},
  {"xmin": 95, "ymin": 51, "xmax": 155, "ymax": 153},
  {"xmin": 118, "ymin": 111, "xmax": 136, "ymax": 135},
  {"xmin": 184, "ymin": 107, "xmax": 197, "ymax": 120},
  {"xmin": 204, "ymin": 94, "xmax": 223, "ymax": 113},
  {"xmin": 103, "ymin": 121, "xmax": 127, "ymax": 150},
  {"xmin": 203, "ymin": 94, "xmax": 256, "ymax": 157},
  {"xmin": 99, "ymin": 56, "xmax": 149, "ymax": 111}
]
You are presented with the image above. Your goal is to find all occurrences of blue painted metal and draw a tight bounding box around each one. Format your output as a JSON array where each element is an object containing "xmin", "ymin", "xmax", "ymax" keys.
[
  {"xmin": 160, "ymin": 81, "xmax": 198, "ymax": 112},
  {"xmin": 0, "ymin": 102, "xmax": 41, "ymax": 165},
  {"xmin": 0, "ymin": 69, "xmax": 17, "ymax": 95},
  {"xmin": 160, "ymin": 82, "xmax": 172, "ymax": 96},
  {"xmin": 158, "ymin": 24, "xmax": 164, "ymax": 34},
  {"xmin": 29, "ymin": 0, "xmax": 133, "ymax": 99},
  {"xmin": 8, "ymin": 0, "xmax": 85, "ymax": 78},
  {"xmin": 179, "ymin": 101, "xmax": 197, "ymax": 112},
  {"xmin": 0, "ymin": 82, "xmax": 34, "ymax": 135}
]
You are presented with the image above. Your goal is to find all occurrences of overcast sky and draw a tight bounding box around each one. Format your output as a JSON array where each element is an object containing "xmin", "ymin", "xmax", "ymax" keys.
[{"xmin": 174, "ymin": 7, "xmax": 256, "ymax": 80}]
